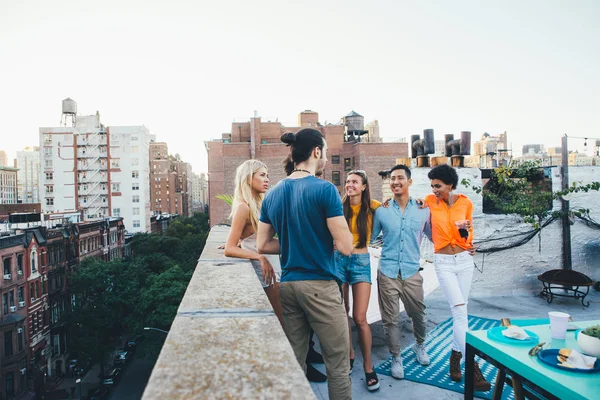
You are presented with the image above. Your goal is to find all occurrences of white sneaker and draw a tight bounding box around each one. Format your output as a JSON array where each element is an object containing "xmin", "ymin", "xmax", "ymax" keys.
[
  {"xmin": 391, "ymin": 355, "xmax": 404, "ymax": 379},
  {"xmin": 413, "ymin": 342, "xmax": 430, "ymax": 366}
]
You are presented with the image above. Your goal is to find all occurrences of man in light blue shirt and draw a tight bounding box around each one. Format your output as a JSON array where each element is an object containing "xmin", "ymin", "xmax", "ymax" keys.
[{"xmin": 371, "ymin": 164, "xmax": 431, "ymax": 380}]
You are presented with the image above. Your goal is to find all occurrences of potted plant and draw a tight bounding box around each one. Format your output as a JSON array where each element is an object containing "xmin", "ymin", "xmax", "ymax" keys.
[{"xmin": 577, "ymin": 324, "xmax": 600, "ymax": 357}]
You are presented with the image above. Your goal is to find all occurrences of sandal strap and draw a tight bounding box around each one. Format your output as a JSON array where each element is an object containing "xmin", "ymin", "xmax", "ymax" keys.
[{"xmin": 365, "ymin": 369, "xmax": 379, "ymax": 385}]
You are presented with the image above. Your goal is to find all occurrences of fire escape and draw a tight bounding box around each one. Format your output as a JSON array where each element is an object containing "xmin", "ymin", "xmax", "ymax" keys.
[{"xmin": 78, "ymin": 129, "xmax": 108, "ymax": 219}]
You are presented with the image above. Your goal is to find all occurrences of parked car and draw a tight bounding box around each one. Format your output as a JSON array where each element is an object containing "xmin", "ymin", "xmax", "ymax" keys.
[
  {"xmin": 113, "ymin": 350, "xmax": 131, "ymax": 365},
  {"xmin": 124, "ymin": 338, "xmax": 137, "ymax": 353},
  {"xmin": 102, "ymin": 368, "xmax": 122, "ymax": 385},
  {"xmin": 88, "ymin": 386, "xmax": 110, "ymax": 400}
]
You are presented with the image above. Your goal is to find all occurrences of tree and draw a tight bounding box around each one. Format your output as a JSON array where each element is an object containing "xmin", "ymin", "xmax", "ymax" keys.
[
  {"xmin": 63, "ymin": 258, "xmax": 124, "ymax": 376},
  {"xmin": 63, "ymin": 212, "xmax": 211, "ymax": 365}
]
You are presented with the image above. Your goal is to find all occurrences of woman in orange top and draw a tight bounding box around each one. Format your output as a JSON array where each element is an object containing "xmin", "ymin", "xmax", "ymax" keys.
[
  {"xmin": 425, "ymin": 164, "xmax": 490, "ymax": 392},
  {"xmin": 335, "ymin": 170, "xmax": 381, "ymax": 391}
]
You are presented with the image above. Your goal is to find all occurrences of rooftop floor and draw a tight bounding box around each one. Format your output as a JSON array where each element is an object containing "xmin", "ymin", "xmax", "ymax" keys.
[{"xmin": 309, "ymin": 286, "xmax": 599, "ymax": 399}]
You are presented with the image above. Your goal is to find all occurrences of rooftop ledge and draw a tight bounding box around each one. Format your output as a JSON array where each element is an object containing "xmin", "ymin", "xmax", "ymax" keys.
[{"xmin": 142, "ymin": 225, "xmax": 315, "ymax": 399}]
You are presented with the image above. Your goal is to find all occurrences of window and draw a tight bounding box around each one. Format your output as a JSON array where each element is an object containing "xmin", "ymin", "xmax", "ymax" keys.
[
  {"xmin": 131, "ymin": 146, "xmax": 138, "ymax": 153},
  {"xmin": 43, "ymin": 147, "xmax": 52, "ymax": 156},
  {"xmin": 132, "ymin": 158, "xmax": 139, "ymax": 166},
  {"xmin": 2, "ymin": 294, "xmax": 7, "ymax": 314},
  {"xmin": 344, "ymin": 158, "xmax": 352, "ymax": 171},
  {"xmin": 133, "ymin": 220, "xmax": 141, "ymax": 228},
  {"xmin": 44, "ymin": 159, "xmax": 53, "ymax": 168},
  {"xmin": 113, "ymin": 208, "xmax": 121, "ymax": 217},
  {"xmin": 4, "ymin": 331, "xmax": 13, "ymax": 356},
  {"xmin": 17, "ymin": 329, "xmax": 23, "ymax": 351},
  {"xmin": 9, "ymin": 291, "xmax": 14, "ymax": 307},
  {"xmin": 18, "ymin": 287, "xmax": 24, "ymax": 303},
  {"xmin": 131, "ymin": 136, "xmax": 138, "ymax": 141},
  {"xmin": 132, "ymin": 195, "xmax": 140, "ymax": 203},
  {"xmin": 30, "ymin": 249, "xmax": 37, "ymax": 273},
  {"xmin": 132, "ymin": 207, "xmax": 140, "ymax": 215},
  {"xmin": 46, "ymin": 198, "xmax": 54, "ymax": 206},
  {"xmin": 332, "ymin": 171, "xmax": 341, "ymax": 186},
  {"xmin": 112, "ymin": 183, "xmax": 120, "ymax": 192},
  {"xmin": 46, "ymin": 185, "xmax": 54, "ymax": 193},
  {"xmin": 5, "ymin": 371, "xmax": 14, "ymax": 397},
  {"xmin": 132, "ymin": 183, "xmax": 139, "ymax": 190},
  {"xmin": 30, "ymin": 284, "xmax": 34, "ymax": 301},
  {"xmin": 132, "ymin": 171, "xmax": 139, "ymax": 179},
  {"xmin": 44, "ymin": 135, "xmax": 52, "ymax": 144},
  {"xmin": 111, "ymin": 159, "xmax": 120, "ymax": 168},
  {"xmin": 3, "ymin": 257, "xmax": 10, "ymax": 275},
  {"xmin": 45, "ymin": 172, "xmax": 53, "ymax": 180},
  {"xmin": 332, "ymin": 155, "xmax": 340, "ymax": 164}
]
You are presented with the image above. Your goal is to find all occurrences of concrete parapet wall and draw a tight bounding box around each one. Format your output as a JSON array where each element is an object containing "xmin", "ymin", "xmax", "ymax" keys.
[{"xmin": 142, "ymin": 225, "xmax": 315, "ymax": 399}]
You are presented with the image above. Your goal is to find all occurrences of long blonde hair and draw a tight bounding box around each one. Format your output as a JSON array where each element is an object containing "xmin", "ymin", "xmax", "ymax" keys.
[{"xmin": 230, "ymin": 159, "xmax": 268, "ymax": 232}]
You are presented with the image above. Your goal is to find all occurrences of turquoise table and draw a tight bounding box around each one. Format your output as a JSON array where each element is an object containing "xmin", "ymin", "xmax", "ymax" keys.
[{"xmin": 465, "ymin": 320, "xmax": 600, "ymax": 400}]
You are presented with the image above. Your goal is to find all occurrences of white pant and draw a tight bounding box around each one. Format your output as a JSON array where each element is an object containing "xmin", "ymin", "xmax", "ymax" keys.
[{"xmin": 434, "ymin": 252, "xmax": 474, "ymax": 353}]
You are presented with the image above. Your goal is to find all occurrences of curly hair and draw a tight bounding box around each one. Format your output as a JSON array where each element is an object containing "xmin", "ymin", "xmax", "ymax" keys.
[{"xmin": 427, "ymin": 164, "xmax": 458, "ymax": 189}]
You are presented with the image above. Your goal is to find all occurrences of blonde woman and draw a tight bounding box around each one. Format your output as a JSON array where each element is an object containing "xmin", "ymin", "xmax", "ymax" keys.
[{"xmin": 224, "ymin": 160, "xmax": 283, "ymax": 323}]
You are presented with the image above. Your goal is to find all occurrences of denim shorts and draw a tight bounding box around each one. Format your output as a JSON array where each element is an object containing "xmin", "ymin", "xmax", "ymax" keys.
[{"xmin": 334, "ymin": 251, "xmax": 372, "ymax": 285}]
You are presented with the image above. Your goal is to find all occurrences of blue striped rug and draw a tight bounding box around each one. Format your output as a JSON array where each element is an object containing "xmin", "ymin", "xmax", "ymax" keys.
[{"xmin": 374, "ymin": 316, "xmax": 543, "ymax": 400}]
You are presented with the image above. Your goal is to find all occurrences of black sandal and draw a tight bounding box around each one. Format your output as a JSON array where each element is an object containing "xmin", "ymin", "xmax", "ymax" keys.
[
  {"xmin": 349, "ymin": 358, "xmax": 355, "ymax": 375},
  {"xmin": 365, "ymin": 368, "xmax": 380, "ymax": 392}
]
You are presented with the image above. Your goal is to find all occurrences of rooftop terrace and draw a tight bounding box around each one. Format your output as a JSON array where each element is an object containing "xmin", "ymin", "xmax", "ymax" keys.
[{"xmin": 142, "ymin": 225, "xmax": 599, "ymax": 399}]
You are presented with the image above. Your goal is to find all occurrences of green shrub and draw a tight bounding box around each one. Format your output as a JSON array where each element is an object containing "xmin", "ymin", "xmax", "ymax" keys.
[{"xmin": 582, "ymin": 324, "xmax": 600, "ymax": 339}]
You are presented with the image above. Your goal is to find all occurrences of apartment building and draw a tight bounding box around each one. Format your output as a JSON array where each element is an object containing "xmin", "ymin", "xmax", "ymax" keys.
[
  {"xmin": 16, "ymin": 147, "xmax": 40, "ymax": 204},
  {"xmin": 39, "ymin": 99, "xmax": 152, "ymax": 233},
  {"xmin": 206, "ymin": 110, "xmax": 408, "ymax": 226},
  {"xmin": 0, "ymin": 166, "xmax": 18, "ymax": 204},
  {"xmin": 149, "ymin": 143, "xmax": 192, "ymax": 216}
]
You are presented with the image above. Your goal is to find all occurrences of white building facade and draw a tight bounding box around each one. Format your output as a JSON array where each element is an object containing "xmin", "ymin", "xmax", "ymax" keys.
[
  {"xmin": 16, "ymin": 146, "xmax": 40, "ymax": 203},
  {"xmin": 0, "ymin": 166, "xmax": 18, "ymax": 204},
  {"xmin": 107, "ymin": 126, "xmax": 153, "ymax": 233},
  {"xmin": 39, "ymin": 103, "xmax": 152, "ymax": 233}
]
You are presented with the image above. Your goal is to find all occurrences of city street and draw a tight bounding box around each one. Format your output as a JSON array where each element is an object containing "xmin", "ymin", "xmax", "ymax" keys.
[{"xmin": 106, "ymin": 356, "xmax": 155, "ymax": 400}]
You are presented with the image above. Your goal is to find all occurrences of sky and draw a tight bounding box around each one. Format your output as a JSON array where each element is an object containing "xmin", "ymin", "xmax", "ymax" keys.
[{"xmin": 1, "ymin": 0, "xmax": 599, "ymax": 172}]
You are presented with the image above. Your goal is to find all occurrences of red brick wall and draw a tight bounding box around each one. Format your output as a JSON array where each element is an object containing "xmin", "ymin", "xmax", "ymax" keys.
[{"xmin": 207, "ymin": 115, "xmax": 409, "ymax": 225}]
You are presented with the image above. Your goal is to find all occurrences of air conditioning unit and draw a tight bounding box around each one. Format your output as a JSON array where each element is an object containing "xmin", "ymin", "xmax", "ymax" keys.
[
  {"xmin": 10, "ymin": 306, "xmax": 16, "ymax": 312},
  {"xmin": 19, "ymin": 301, "xmax": 25, "ymax": 307},
  {"xmin": 30, "ymin": 297, "xmax": 35, "ymax": 303},
  {"xmin": 17, "ymin": 270, "xmax": 23, "ymax": 275},
  {"xmin": 20, "ymin": 368, "xmax": 27, "ymax": 375},
  {"xmin": 3, "ymin": 274, "xmax": 11, "ymax": 280},
  {"xmin": 17, "ymin": 328, "xmax": 23, "ymax": 333}
]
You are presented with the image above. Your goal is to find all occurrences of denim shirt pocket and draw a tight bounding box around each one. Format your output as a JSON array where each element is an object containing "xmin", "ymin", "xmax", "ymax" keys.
[{"xmin": 410, "ymin": 218, "xmax": 423, "ymax": 232}]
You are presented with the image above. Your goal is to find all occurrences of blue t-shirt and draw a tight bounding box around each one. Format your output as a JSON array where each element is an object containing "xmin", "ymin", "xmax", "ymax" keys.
[{"xmin": 259, "ymin": 175, "xmax": 343, "ymax": 282}]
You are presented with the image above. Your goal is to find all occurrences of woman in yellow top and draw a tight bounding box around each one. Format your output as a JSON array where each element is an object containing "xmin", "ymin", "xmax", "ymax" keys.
[
  {"xmin": 335, "ymin": 170, "xmax": 381, "ymax": 391},
  {"xmin": 424, "ymin": 164, "xmax": 490, "ymax": 392}
]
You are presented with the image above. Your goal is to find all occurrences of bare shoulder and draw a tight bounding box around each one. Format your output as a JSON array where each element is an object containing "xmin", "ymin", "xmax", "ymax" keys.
[{"xmin": 232, "ymin": 201, "xmax": 250, "ymax": 216}]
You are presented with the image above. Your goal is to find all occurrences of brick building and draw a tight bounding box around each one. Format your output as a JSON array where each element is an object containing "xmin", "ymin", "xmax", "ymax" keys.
[
  {"xmin": 149, "ymin": 143, "xmax": 192, "ymax": 216},
  {"xmin": 205, "ymin": 110, "xmax": 408, "ymax": 226},
  {"xmin": 0, "ymin": 215, "xmax": 124, "ymax": 399}
]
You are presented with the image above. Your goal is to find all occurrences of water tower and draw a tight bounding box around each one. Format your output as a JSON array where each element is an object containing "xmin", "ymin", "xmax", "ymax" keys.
[
  {"xmin": 343, "ymin": 111, "xmax": 368, "ymax": 142},
  {"xmin": 61, "ymin": 98, "xmax": 77, "ymax": 127}
]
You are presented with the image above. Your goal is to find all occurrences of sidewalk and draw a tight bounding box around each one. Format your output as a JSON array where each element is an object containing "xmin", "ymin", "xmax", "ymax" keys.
[{"xmin": 55, "ymin": 364, "xmax": 103, "ymax": 400}]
